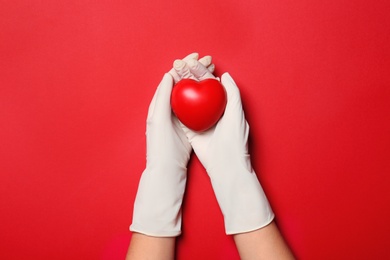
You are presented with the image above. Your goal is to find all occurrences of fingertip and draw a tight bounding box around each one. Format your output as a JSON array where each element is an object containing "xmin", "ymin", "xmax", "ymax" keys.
[
  {"xmin": 157, "ymin": 73, "xmax": 174, "ymax": 94},
  {"xmin": 156, "ymin": 73, "xmax": 174, "ymax": 108},
  {"xmin": 162, "ymin": 73, "xmax": 173, "ymax": 83},
  {"xmin": 184, "ymin": 52, "xmax": 199, "ymax": 61},
  {"xmin": 221, "ymin": 72, "xmax": 233, "ymax": 82},
  {"xmin": 221, "ymin": 72, "xmax": 238, "ymax": 87},
  {"xmin": 221, "ymin": 72, "xmax": 240, "ymax": 97},
  {"xmin": 173, "ymin": 59, "xmax": 185, "ymax": 70},
  {"xmin": 199, "ymin": 55, "xmax": 212, "ymax": 66}
]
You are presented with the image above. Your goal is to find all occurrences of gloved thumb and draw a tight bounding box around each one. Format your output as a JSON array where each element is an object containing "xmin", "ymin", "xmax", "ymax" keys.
[
  {"xmin": 221, "ymin": 72, "xmax": 243, "ymax": 116},
  {"xmin": 147, "ymin": 73, "xmax": 174, "ymax": 122}
]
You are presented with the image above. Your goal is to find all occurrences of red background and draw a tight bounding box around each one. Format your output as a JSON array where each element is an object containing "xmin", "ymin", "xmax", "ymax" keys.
[{"xmin": 1, "ymin": 0, "xmax": 390, "ymax": 259}]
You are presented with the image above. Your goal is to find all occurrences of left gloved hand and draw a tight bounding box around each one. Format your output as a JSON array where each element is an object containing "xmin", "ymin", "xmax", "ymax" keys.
[{"xmin": 130, "ymin": 54, "xmax": 202, "ymax": 236}]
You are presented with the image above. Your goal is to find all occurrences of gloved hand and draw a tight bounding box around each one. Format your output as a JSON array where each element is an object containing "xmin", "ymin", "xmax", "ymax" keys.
[
  {"xmin": 172, "ymin": 58, "xmax": 274, "ymax": 234},
  {"xmin": 130, "ymin": 53, "xmax": 204, "ymax": 237}
]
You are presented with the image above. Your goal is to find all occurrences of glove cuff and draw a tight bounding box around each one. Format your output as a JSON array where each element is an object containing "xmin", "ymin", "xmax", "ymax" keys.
[
  {"xmin": 130, "ymin": 165, "xmax": 187, "ymax": 237},
  {"xmin": 208, "ymin": 164, "xmax": 274, "ymax": 235}
]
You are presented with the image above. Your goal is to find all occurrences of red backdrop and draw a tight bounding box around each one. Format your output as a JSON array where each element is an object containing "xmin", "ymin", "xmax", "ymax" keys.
[{"xmin": 1, "ymin": 0, "xmax": 390, "ymax": 259}]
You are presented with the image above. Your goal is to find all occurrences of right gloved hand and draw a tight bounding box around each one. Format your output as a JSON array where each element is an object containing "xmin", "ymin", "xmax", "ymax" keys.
[{"xmin": 172, "ymin": 57, "xmax": 275, "ymax": 235}]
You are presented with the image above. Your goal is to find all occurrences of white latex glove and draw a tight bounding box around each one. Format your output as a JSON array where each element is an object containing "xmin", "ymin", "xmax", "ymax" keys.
[
  {"xmin": 173, "ymin": 59, "xmax": 275, "ymax": 234},
  {"xmin": 130, "ymin": 53, "xmax": 215, "ymax": 237},
  {"xmin": 130, "ymin": 73, "xmax": 192, "ymax": 237}
]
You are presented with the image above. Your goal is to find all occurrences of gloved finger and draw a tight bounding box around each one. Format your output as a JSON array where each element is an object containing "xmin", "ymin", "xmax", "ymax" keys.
[
  {"xmin": 198, "ymin": 56, "xmax": 215, "ymax": 73},
  {"xmin": 173, "ymin": 59, "xmax": 198, "ymax": 80},
  {"xmin": 199, "ymin": 55, "xmax": 212, "ymax": 67},
  {"xmin": 183, "ymin": 52, "xmax": 199, "ymax": 62},
  {"xmin": 170, "ymin": 63, "xmax": 214, "ymax": 82},
  {"xmin": 169, "ymin": 53, "xmax": 199, "ymax": 83},
  {"xmin": 219, "ymin": 73, "xmax": 250, "ymax": 149},
  {"xmin": 188, "ymin": 59, "xmax": 215, "ymax": 81},
  {"xmin": 147, "ymin": 73, "xmax": 174, "ymax": 122},
  {"xmin": 207, "ymin": 63, "xmax": 215, "ymax": 73},
  {"xmin": 220, "ymin": 72, "xmax": 244, "ymax": 117}
]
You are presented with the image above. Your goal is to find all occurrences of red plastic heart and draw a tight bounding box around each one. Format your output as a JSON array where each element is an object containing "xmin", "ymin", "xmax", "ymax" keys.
[{"xmin": 171, "ymin": 79, "xmax": 227, "ymax": 132}]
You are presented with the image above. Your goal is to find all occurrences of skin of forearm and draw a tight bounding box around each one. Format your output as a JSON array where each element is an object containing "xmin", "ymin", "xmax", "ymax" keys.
[
  {"xmin": 126, "ymin": 233, "xmax": 176, "ymax": 260},
  {"xmin": 233, "ymin": 221, "xmax": 295, "ymax": 260}
]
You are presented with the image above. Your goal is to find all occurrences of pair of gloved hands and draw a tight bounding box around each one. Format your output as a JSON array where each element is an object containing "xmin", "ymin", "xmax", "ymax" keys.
[{"xmin": 130, "ymin": 53, "xmax": 274, "ymax": 236}]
